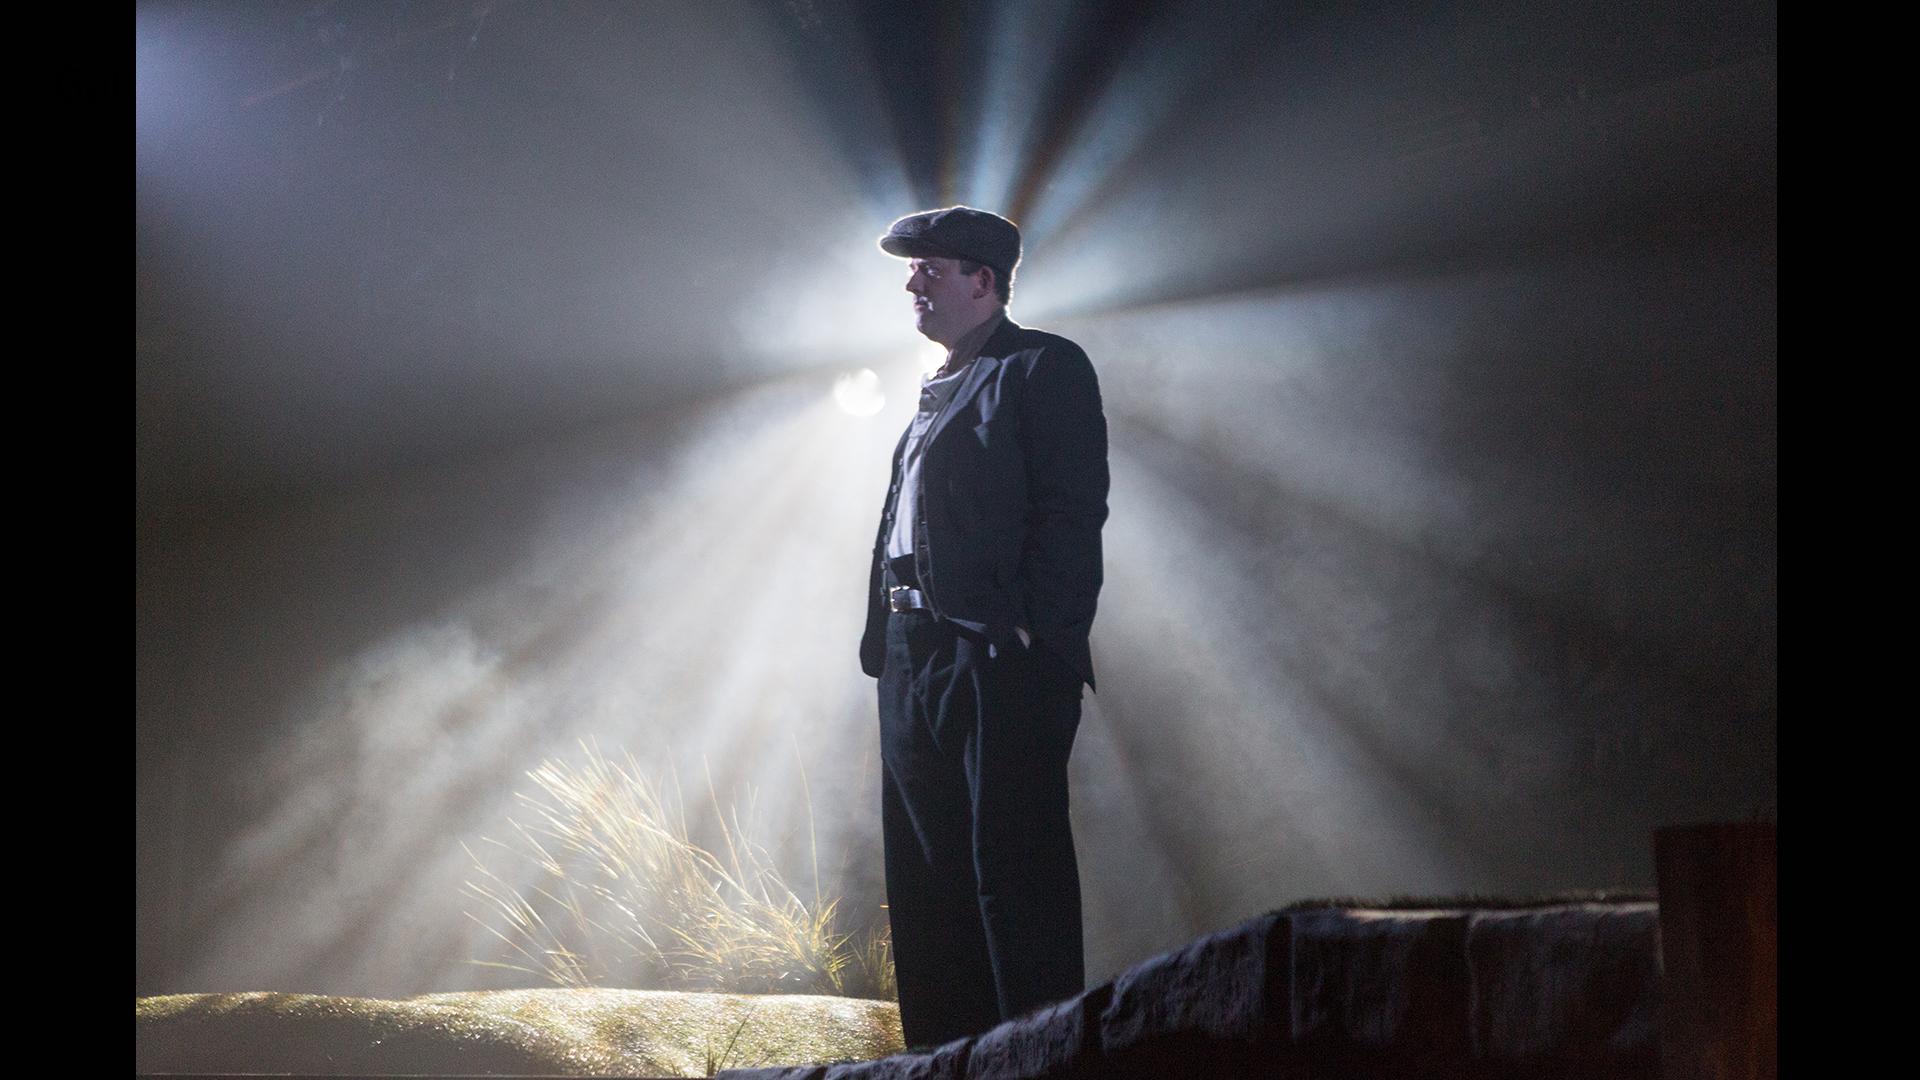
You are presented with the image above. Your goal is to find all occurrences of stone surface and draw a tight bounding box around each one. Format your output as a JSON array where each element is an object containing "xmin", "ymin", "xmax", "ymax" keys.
[
  {"xmin": 1098, "ymin": 910, "xmax": 1290, "ymax": 1076},
  {"xmin": 815, "ymin": 1034, "xmax": 971, "ymax": 1079},
  {"xmin": 1289, "ymin": 907, "xmax": 1473, "ymax": 1074},
  {"xmin": 1467, "ymin": 903, "xmax": 1660, "ymax": 1078},
  {"xmin": 137, "ymin": 988, "xmax": 902, "ymax": 1077},
  {"xmin": 965, "ymin": 984, "xmax": 1112, "ymax": 1079},
  {"xmin": 138, "ymin": 898, "xmax": 1669, "ymax": 1079}
]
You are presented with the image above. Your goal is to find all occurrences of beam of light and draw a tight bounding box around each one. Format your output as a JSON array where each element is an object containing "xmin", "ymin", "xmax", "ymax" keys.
[
  {"xmin": 1018, "ymin": 16, "xmax": 1777, "ymax": 322},
  {"xmin": 136, "ymin": 0, "xmax": 940, "ymax": 992},
  {"xmin": 136, "ymin": 0, "xmax": 924, "ymax": 503},
  {"xmin": 1005, "ymin": 1, "xmax": 1271, "ymax": 250},
  {"xmin": 1049, "ymin": 276, "xmax": 1511, "ymax": 956},
  {"xmin": 832, "ymin": 368, "xmax": 885, "ymax": 416},
  {"xmin": 1048, "ymin": 282, "xmax": 1480, "ymax": 553},
  {"xmin": 1043, "ymin": 243, "xmax": 1773, "ymax": 973},
  {"xmin": 730, "ymin": 230, "xmax": 926, "ymax": 368},
  {"xmin": 158, "ymin": 237, "xmax": 1772, "ymax": 995},
  {"xmin": 958, "ymin": 0, "xmax": 1082, "ymax": 213},
  {"xmin": 176, "ymin": 375, "xmax": 906, "ymax": 994},
  {"xmin": 1073, "ymin": 458, "xmax": 1470, "ymax": 972},
  {"xmin": 141, "ymin": 0, "xmax": 1774, "ymax": 999}
]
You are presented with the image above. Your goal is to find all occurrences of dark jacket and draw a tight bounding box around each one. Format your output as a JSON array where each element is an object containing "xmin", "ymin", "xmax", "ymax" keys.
[{"xmin": 860, "ymin": 317, "xmax": 1110, "ymax": 690}]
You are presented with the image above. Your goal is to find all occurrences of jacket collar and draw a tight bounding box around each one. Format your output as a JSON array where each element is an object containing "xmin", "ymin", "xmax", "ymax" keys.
[
  {"xmin": 922, "ymin": 315, "xmax": 1020, "ymax": 452},
  {"xmin": 978, "ymin": 314, "xmax": 1022, "ymax": 362}
]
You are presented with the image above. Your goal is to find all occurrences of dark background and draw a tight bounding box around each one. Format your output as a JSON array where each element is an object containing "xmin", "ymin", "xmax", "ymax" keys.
[{"xmin": 137, "ymin": 0, "xmax": 1775, "ymax": 997}]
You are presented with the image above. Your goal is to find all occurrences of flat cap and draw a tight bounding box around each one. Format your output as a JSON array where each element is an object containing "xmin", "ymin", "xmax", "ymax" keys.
[{"xmin": 878, "ymin": 206, "xmax": 1022, "ymax": 284}]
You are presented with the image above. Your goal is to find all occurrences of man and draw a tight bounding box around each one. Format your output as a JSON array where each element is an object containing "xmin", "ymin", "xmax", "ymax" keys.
[{"xmin": 860, "ymin": 206, "xmax": 1109, "ymax": 1047}]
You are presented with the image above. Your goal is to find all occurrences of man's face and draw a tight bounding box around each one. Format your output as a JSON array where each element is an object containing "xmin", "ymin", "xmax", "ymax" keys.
[{"xmin": 904, "ymin": 256, "xmax": 982, "ymax": 344}]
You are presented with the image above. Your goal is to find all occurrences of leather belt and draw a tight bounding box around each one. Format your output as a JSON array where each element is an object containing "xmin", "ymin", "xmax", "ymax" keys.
[{"xmin": 887, "ymin": 585, "xmax": 931, "ymax": 613}]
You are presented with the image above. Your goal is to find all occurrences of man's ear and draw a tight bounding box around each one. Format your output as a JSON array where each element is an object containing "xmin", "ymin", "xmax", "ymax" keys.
[{"xmin": 973, "ymin": 266, "xmax": 996, "ymax": 300}]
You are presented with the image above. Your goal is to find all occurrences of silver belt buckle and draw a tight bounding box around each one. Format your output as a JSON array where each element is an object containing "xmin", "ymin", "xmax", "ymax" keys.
[{"xmin": 888, "ymin": 585, "xmax": 914, "ymax": 613}]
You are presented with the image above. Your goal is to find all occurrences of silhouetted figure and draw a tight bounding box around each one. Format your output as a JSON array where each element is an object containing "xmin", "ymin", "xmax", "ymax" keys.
[{"xmin": 861, "ymin": 206, "xmax": 1110, "ymax": 1046}]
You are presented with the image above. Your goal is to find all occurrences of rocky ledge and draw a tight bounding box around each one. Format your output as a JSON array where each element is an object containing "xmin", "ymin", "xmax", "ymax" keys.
[{"xmin": 723, "ymin": 894, "xmax": 1660, "ymax": 1080}]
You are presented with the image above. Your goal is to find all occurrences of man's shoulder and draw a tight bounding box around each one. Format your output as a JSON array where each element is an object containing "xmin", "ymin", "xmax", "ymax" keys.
[{"xmin": 992, "ymin": 321, "xmax": 1092, "ymax": 368}]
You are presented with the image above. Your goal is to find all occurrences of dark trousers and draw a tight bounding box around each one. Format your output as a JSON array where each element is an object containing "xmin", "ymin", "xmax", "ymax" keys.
[{"xmin": 878, "ymin": 608, "xmax": 1086, "ymax": 1047}]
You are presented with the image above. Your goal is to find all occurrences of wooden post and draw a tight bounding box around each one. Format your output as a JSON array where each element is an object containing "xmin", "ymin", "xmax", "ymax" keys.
[{"xmin": 1655, "ymin": 822, "xmax": 1776, "ymax": 1080}]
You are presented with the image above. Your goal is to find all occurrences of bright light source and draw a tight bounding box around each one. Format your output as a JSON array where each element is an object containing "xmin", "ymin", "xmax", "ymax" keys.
[{"xmin": 833, "ymin": 368, "xmax": 886, "ymax": 416}]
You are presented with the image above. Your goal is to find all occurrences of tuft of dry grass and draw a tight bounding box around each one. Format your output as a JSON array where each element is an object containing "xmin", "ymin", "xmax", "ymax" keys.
[{"xmin": 464, "ymin": 741, "xmax": 893, "ymax": 1000}]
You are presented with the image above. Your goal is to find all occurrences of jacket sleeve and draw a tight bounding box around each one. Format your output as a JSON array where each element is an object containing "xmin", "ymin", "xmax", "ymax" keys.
[{"xmin": 1016, "ymin": 341, "xmax": 1109, "ymax": 644}]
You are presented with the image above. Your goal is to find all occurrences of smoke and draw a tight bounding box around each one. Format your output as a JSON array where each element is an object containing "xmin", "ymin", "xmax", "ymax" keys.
[{"xmin": 139, "ymin": 0, "xmax": 1772, "ymax": 996}]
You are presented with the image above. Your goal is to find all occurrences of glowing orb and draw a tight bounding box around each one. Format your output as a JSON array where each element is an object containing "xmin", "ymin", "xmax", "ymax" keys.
[{"xmin": 833, "ymin": 368, "xmax": 886, "ymax": 416}]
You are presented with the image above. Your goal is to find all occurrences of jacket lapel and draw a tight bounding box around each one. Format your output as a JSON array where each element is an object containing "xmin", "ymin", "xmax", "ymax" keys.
[{"xmin": 922, "ymin": 317, "xmax": 1020, "ymax": 452}]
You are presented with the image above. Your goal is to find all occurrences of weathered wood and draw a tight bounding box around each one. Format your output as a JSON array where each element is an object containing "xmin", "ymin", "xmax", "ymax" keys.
[{"xmin": 1655, "ymin": 822, "xmax": 1777, "ymax": 1080}]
